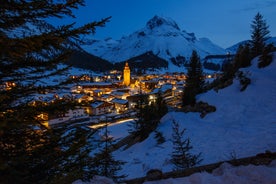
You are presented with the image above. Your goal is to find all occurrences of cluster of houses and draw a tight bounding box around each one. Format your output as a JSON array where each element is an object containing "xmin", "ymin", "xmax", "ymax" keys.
[
  {"xmin": 33, "ymin": 63, "xmax": 217, "ymax": 127},
  {"xmin": 35, "ymin": 78, "xmax": 186, "ymax": 127},
  {"xmin": 2, "ymin": 62, "xmax": 220, "ymax": 128}
]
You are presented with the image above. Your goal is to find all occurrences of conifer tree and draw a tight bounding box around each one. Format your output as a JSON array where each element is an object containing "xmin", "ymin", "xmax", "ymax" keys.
[
  {"xmin": 183, "ymin": 50, "xmax": 204, "ymax": 106},
  {"xmin": 128, "ymin": 94, "xmax": 147, "ymax": 135},
  {"xmin": 250, "ymin": 12, "xmax": 270, "ymax": 58},
  {"xmin": 93, "ymin": 124, "xmax": 125, "ymax": 182},
  {"xmin": 155, "ymin": 91, "xmax": 168, "ymax": 119},
  {"xmin": 128, "ymin": 91, "xmax": 167, "ymax": 139},
  {"xmin": 171, "ymin": 120, "xmax": 202, "ymax": 171},
  {"xmin": 0, "ymin": 1, "xmax": 110, "ymax": 183},
  {"xmin": 258, "ymin": 43, "xmax": 275, "ymax": 68},
  {"xmin": 234, "ymin": 44, "xmax": 251, "ymax": 68}
]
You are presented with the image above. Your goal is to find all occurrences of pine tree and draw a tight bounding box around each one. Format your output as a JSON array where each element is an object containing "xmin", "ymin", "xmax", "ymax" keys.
[
  {"xmin": 234, "ymin": 44, "xmax": 251, "ymax": 68},
  {"xmin": 128, "ymin": 94, "xmax": 147, "ymax": 136},
  {"xmin": 128, "ymin": 91, "xmax": 167, "ymax": 139},
  {"xmin": 0, "ymin": 1, "xmax": 110, "ymax": 183},
  {"xmin": 258, "ymin": 43, "xmax": 275, "ymax": 68},
  {"xmin": 171, "ymin": 120, "xmax": 202, "ymax": 171},
  {"xmin": 250, "ymin": 12, "xmax": 270, "ymax": 58},
  {"xmin": 93, "ymin": 124, "xmax": 125, "ymax": 182},
  {"xmin": 183, "ymin": 50, "xmax": 204, "ymax": 106},
  {"xmin": 155, "ymin": 91, "xmax": 168, "ymax": 119}
]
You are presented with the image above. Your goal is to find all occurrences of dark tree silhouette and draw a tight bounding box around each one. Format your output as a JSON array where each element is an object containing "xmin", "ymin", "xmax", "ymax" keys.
[
  {"xmin": 93, "ymin": 124, "xmax": 125, "ymax": 182},
  {"xmin": 250, "ymin": 12, "xmax": 270, "ymax": 58},
  {"xmin": 0, "ymin": 1, "xmax": 110, "ymax": 183},
  {"xmin": 183, "ymin": 50, "xmax": 204, "ymax": 106},
  {"xmin": 171, "ymin": 120, "xmax": 202, "ymax": 171},
  {"xmin": 234, "ymin": 44, "xmax": 252, "ymax": 68}
]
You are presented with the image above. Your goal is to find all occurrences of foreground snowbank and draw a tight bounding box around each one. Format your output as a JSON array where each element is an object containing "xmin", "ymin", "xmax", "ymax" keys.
[
  {"xmin": 144, "ymin": 160, "xmax": 276, "ymax": 184},
  {"xmin": 73, "ymin": 160, "xmax": 276, "ymax": 184},
  {"xmin": 73, "ymin": 176, "xmax": 115, "ymax": 184}
]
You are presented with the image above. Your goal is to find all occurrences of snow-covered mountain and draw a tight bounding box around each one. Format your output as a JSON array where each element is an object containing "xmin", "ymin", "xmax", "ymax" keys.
[{"xmin": 82, "ymin": 16, "xmax": 226, "ymax": 65}]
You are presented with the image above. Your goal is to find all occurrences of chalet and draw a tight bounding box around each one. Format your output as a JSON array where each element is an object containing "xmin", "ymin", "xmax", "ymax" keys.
[
  {"xmin": 111, "ymin": 90, "xmax": 129, "ymax": 100},
  {"xmin": 74, "ymin": 94, "xmax": 93, "ymax": 103},
  {"xmin": 111, "ymin": 98, "xmax": 128, "ymax": 113},
  {"xmin": 172, "ymin": 86, "xmax": 184, "ymax": 98},
  {"xmin": 90, "ymin": 101, "xmax": 114, "ymax": 116},
  {"xmin": 93, "ymin": 89, "xmax": 103, "ymax": 97},
  {"xmin": 98, "ymin": 94, "xmax": 114, "ymax": 102},
  {"xmin": 40, "ymin": 107, "xmax": 89, "ymax": 127},
  {"xmin": 159, "ymin": 83, "xmax": 172, "ymax": 98}
]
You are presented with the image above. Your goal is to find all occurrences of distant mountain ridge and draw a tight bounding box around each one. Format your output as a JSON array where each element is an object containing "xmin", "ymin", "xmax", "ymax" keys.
[
  {"xmin": 82, "ymin": 15, "xmax": 226, "ymax": 70},
  {"xmin": 66, "ymin": 50, "xmax": 113, "ymax": 72},
  {"xmin": 226, "ymin": 37, "xmax": 276, "ymax": 53}
]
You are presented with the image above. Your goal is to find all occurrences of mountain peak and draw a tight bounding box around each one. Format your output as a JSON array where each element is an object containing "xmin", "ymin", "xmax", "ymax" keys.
[
  {"xmin": 146, "ymin": 15, "xmax": 180, "ymax": 30},
  {"xmin": 83, "ymin": 16, "xmax": 226, "ymax": 66}
]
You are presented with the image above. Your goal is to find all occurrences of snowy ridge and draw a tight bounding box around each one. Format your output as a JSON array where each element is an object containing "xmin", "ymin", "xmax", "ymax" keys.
[
  {"xmin": 82, "ymin": 15, "xmax": 226, "ymax": 64},
  {"xmin": 108, "ymin": 53, "xmax": 276, "ymax": 179},
  {"xmin": 226, "ymin": 36, "xmax": 276, "ymax": 54}
]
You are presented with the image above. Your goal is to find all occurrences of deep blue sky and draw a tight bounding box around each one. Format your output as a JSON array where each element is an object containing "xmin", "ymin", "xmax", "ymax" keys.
[{"xmin": 50, "ymin": 0, "xmax": 276, "ymax": 48}]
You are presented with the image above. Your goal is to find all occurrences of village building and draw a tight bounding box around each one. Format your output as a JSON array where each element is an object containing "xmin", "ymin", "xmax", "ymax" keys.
[
  {"xmin": 111, "ymin": 98, "xmax": 129, "ymax": 113},
  {"xmin": 111, "ymin": 90, "xmax": 129, "ymax": 100},
  {"xmin": 39, "ymin": 107, "xmax": 89, "ymax": 127},
  {"xmin": 74, "ymin": 94, "xmax": 93, "ymax": 103},
  {"xmin": 98, "ymin": 94, "xmax": 115, "ymax": 102},
  {"xmin": 89, "ymin": 101, "xmax": 114, "ymax": 116}
]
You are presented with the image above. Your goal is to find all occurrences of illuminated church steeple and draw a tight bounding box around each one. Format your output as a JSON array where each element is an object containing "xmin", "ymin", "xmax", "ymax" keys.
[{"xmin": 123, "ymin": 62, "xmax": 130, "ymax": 86}]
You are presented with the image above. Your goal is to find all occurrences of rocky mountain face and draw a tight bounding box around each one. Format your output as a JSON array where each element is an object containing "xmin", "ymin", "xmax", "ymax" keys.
[{"xmin": 82, "ymin": 15, "xmax": 226, "ymax": 71}]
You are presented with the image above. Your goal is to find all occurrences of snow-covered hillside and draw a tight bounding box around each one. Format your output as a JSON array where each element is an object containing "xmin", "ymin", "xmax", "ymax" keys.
[
  {"xmin": 226, "ymin": 36, "xmax": 276, "ymax": 54},
  {"xmin": 82, "ymin": 16, "xmax": 226, "ymax": 63},
  {"xmin": 143, "ymin": 161, "xmax": 276, "ymax": 184},
  {"xmin": 74, "ymin": 161, "xmax": 276, "ymax": 184},
  {"xmin": 111, "ymin": 53, "xmax": 276, "ymax": 179}
]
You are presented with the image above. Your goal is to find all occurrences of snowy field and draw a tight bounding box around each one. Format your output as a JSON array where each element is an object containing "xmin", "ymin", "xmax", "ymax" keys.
[
  {"xmin": 112, "ymin": 54, "xmax": 276, "ymax": 179},
  {"xmin": 96, "ymin": 118, "xmax": 135, "ymax": 141}
]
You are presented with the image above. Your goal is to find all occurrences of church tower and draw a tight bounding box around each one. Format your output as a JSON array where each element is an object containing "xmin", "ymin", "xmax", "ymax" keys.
[{"xmin": 123, "ymin": 62, "xmax": 130, "ymax": 86}]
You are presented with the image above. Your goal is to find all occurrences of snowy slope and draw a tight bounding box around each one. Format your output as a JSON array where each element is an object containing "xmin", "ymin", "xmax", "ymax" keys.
[
  {"xmin": 74, "ymin": 161, "xmax": 276, "ymax": 184},
  {"xmin": 112, "ymin": 53, "xmax": 276, "ymax": 179},
  {"xmin": 226, "ymin": 36, "xmax": 276, "ymax": 54},
  {"xmin": 82, "ymin": 16, "xmax": 226, "ymax": 63},
  {"xmin": 143, "ymin": 161, "xmax": 276, "ymax": 184}
]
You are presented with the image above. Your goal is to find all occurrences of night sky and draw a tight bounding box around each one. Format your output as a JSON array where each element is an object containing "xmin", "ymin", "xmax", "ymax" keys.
[{"xmin": 50, "ymin": 0, "xmax": 276, "ymax": 48}]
